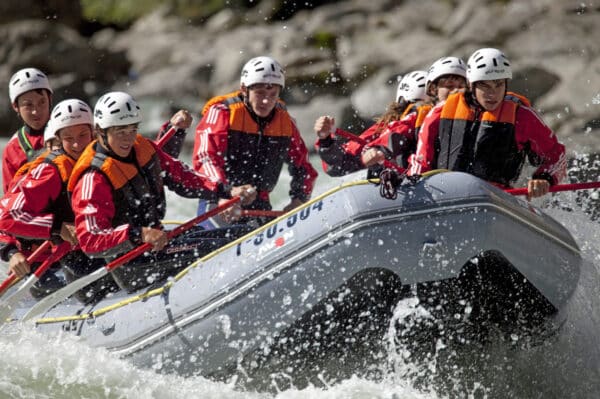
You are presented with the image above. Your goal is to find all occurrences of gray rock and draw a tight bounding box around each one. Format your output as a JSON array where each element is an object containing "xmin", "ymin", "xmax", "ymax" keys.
[
  {"xmin": 1, "ymin": 0, "xmax": 599, "ymax": 153},
  {"xmin": 288, "ymin": 95, "xmax": 353, "ymax": 146},
  {"xmin": 350, "ymin": 67, "xmax": 399, "ymax": 120}
]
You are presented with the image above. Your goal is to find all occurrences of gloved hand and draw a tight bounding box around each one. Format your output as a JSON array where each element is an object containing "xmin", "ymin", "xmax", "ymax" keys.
[
  {"xmin": 361, "ymin": 147, "xmax": 387, "ymax": 167},
  {"xmin": 314, "ymin": 115, "xmax": 335, "ymax": 139},
  {"xmin": 170, "ymin": 109, "xmax": 193, "ymax": 130}
]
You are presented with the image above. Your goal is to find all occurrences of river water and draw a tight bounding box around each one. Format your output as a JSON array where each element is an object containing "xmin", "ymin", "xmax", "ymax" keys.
[{"xmin": 0, "ymin": 142, "xmax": 599, "ymax": 398}]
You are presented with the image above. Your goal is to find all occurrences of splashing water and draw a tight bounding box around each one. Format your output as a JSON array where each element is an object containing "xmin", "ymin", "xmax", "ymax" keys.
[{"xmin": 2, "ymin": 150, "xmax": 600, "ymax": 398}]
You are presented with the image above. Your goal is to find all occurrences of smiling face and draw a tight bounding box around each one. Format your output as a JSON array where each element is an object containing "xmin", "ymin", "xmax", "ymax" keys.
[
  {"xmin": 57, "ymin": 124, "xmax": 93, "ymax": 160},
  {"xmin": 12, "ymin": 90, "xmax": 51, "ymax": 130},
  {"xmin": 105, "ymin": 124, "xmax": 138, "ymax": 158},
  {"xmin": 473, "ymin": 79, "xmax": 507, "ymax": 111},
  {"xmin": 244, "ymin": 83, "xmax": 281, "ymax": 117}
]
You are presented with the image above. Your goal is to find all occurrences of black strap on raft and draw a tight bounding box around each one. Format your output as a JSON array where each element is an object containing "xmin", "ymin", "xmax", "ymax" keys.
[
  {"xmin": 368, "ymin": 166, "xmax": 422, "ymax": 200},
  {"xmin": 379, "ymin": 168, "xmax": 403, "ymax": 200}
]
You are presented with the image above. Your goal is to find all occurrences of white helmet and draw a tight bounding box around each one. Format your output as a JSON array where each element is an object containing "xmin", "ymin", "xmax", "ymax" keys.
[
  {"xmin": 426, "ymin": 57, "xmax": 467, "ymax": 86},
  {"xmin": 467, "ymin": 48, "xmax": 512, "ymax": 83},
  {"xmin": 94, "ymin": 91, "xmax": 142, "ymax": 129},
  {"xmin": 44, "ymin": 99, "xmax": 93, "ymax": 141},
  {"xmin": 240, "ymin": 56, "xmax": 285, "ymax": 88},
  {"xmin": 9, "ymin": 67, "xmax": 53, "ymax": 103},
  {"xmin": 396, "ymin": 70, "xmax": 427, "ymax": 102},
  {"xmin": 43, "ymin": 120, "xmax": 56, "ymax": 143}
]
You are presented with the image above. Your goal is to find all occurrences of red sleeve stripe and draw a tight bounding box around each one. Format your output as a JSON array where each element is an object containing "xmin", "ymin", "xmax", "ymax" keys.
[
  {"xmin": 205, "ymin": 106, "xmax": 220, "ymax": 125},
  {"xmin": 9, "ymin": 192, "xmax": 52, "ymax": 228},
  {"xmin": 81, "ymin": 171, "xmax": 95, "ymax": 200},
  {"xmin": 196, "ymin": 126, "xmax": 222, "ymax": 182}
]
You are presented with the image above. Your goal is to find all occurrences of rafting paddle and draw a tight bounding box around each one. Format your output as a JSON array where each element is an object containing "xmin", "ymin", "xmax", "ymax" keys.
[
  {"xmin": 22, "ymin": 197, "xmax": 241, "ymax": 322},
  {"xmin": 162, "ymin": 209, "xmax": 285, "ymax": 224},
  {"xmin": 0, "ymin": 241, "xmax": 73, "ymax": 323},
  {"xmin": 156, "ymin": 126, "xmax": 177, "ymax": 148},
  {"xmin": 505, "ymin": 181, "xmax": 600, "ymax": 196},
  {"xmin": 0, "ymin": 240, "xmax": 53, "ymax": 298},
  {"xmin": 241, "ymin": 209, "xmax": 285, "ymax": 218}
]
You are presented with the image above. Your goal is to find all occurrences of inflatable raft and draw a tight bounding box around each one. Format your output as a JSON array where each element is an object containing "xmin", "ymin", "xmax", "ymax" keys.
[{"xmin": 21, "ymin": 171, "xmax": 580, "ymax": 379}]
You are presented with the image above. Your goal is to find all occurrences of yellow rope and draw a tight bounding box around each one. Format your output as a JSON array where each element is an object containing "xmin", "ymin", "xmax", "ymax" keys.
[{"xmin": 161, "ymin": 220, "xmax": 183, "ymax": 225}]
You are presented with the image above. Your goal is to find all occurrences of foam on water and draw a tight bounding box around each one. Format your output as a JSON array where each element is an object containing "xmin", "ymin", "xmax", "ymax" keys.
[
  {"xmin": 0, "ymin": 324, "xmax": 436, "ymax": 399},
  {"xmin": 0, "ymin": 324, "xmax": 269, "ymax": 399}
]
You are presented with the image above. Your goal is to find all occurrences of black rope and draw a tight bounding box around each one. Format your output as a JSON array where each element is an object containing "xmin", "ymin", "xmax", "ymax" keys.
[{"xmin": 368, "ymin": 167, "xmax": 422, "ymax": 200}]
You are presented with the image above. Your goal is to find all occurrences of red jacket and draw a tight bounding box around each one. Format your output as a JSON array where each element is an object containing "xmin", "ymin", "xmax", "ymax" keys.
[
  {"xmin": 315, "ymin": 123, "xmax": 384, "ymax": 176},
  {"xmin": 0, "ymin": 150, "xmax": 74, "ymax": 241},
  {"xmin": 364, "ymin": 104, "xmax": 432, "ymax": 168},
  {"xmin": 70, "ymin": 136, "xmax": 224, "ymax": 258},
  {"xmin": 2, "ymin": 126, "xmax": 45, "ymax": 194},
  {"xmin": 410, "ymin": 92, "xmax": 566, "ymax": 186},
  {"xmin": 193, "ymin": 91, "xmax": 317, "ymax": 207},
  {"xmin": 316, "ymin": 103, "xmax": 431, "ymax": 176}
]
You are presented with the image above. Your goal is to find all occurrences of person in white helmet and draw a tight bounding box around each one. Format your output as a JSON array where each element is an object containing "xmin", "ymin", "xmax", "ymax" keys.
[
  {"xmin": 410, "ymin": 48, "xmax": 566, "ymax": 200},
  {"xmin": 0, "ymin": 99, "xmax": 119, "ymax": 299},
  {"xmin": 2, "ymin": 67, "xmax": 54, "ymax": 194},
  {"xmin": 424, "ymin": 56, "xmax": 468, "ymax": 103},
  {"xmin": 192, "ymin": 56, "xmax": 318, "ymax": 229},
  {"xmin": 69, "ymin": 92, "xmax": 256, "ymax": 292},
  {"xmin": 315, "ymin": 70, "xmax": 433, "ymax": 177}
]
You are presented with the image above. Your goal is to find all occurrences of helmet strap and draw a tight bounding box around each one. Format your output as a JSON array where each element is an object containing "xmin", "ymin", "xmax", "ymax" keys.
[
  {"xmin": 241, "ymin": 85, "xmax": 249, "ymax": 103},
  {"xmin": 96, "ymin": 127, "xmax": 111, "ymax": 150}
]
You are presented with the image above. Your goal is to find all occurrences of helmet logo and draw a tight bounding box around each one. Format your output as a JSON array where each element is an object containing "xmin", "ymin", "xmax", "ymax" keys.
[
  {"xmin": 262, "ymin": 72, "xmax": 282, "ymax": 79},
  {"xmin": 119, "ymin": 113, "xmax": 139, "ymax": 120},
  {"xmin": 59, "ymin": 114, "xmax": 82, "ymax": 122},
  {"xmin": 485, "ymin": 68, "xmax": 507, "ymax": 75},
  {"xmin": 17, "ymin": 78, "xmax": 40, "ymax": 88}
]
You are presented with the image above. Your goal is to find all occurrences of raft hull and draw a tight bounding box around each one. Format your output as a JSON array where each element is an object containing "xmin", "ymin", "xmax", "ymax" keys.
[{"xmin": 33, "ymin": 171, "xmax": 581, "ymax": 378}]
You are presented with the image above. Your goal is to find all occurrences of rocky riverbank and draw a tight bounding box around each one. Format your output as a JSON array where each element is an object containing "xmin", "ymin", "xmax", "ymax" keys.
[{"xmin": 0, "ymin": 0, "xmax": 599, "ymax": 153}]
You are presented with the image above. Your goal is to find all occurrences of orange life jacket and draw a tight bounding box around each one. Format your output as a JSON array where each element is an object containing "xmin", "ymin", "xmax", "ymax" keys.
[
  {"xmin": 412, "ymin": 102, "xmax": 433, "ymax": 133},
  {"xmin": 69, "ymin": 136, "xmax": 166, "ymax": 227},
  {"xmin": 203, "ymin": 92, "xmax": 296, "ymax": 194},
  {"xmin": 437, "ymin": 91, "xmax": 530, "ymax": 186},
  {"xmin": 15, "ymin": 149, "xmax": 76, "ymax": 223},
  {"xmin": 11, "ymin": 149, "xmax": 52, "ymax": 188},
  {"xmin": 391, "ymin": 102, "xmax": 433, "ymax": 167}
]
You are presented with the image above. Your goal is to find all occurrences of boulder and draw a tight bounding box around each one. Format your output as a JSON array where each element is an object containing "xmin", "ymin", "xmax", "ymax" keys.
[{"xmin": 1, "ymin": 0, "xmax": 599, "ymax": 153}]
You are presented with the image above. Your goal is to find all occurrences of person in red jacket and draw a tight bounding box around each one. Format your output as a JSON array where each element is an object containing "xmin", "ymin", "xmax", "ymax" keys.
[
  {"xmin": 192, "ymin": 56, "xmax": 318, "ymax": 229},
  {"xmin": 410, "ymin": 48, "xmax": 566, "ymax": 199},
  {"xmin": 315, "ymin": 70, "xmax": 432, "ymax": 176},
  {"xmin": 70, "ymin": 92, "xmax": 255, "ymax": 292},
  {"xmin": 315, "ymin": 58, "xmax": 466, "ymax": 180},
  {"xmin": 2, "ymin": 68, "xmax": 53, "ymax": 194},
  {"xmin": 0, "ymin": 99, "xmax": 105, "ymax": 299},
  {"xmin": 378, "ymin": 57, "xmax": 467, "ymax": 172},
  {"xmin": 423, "ymin": 56, "xmax": 468, "ymax": 104}
]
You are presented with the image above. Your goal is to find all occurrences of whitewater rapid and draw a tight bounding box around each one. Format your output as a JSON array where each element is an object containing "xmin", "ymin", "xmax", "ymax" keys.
[{"xmin": 0, "ymin": 150, "xmax": 599, "ymax": 398}]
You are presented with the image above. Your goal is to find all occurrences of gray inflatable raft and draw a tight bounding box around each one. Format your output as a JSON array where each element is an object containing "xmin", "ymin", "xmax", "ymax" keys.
[{"xmin": 30, "ymin": 171, "xmax": 581, "ymax": 378}]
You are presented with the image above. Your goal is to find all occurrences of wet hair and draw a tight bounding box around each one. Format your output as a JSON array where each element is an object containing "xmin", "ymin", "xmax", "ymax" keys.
[
  {"xmin": 365, "ymin": 99, "xmax": 413, "ymax": 136},
  {"xmin": 375, "ymin": 98, "xmax": 412, "ymax": 127}
]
